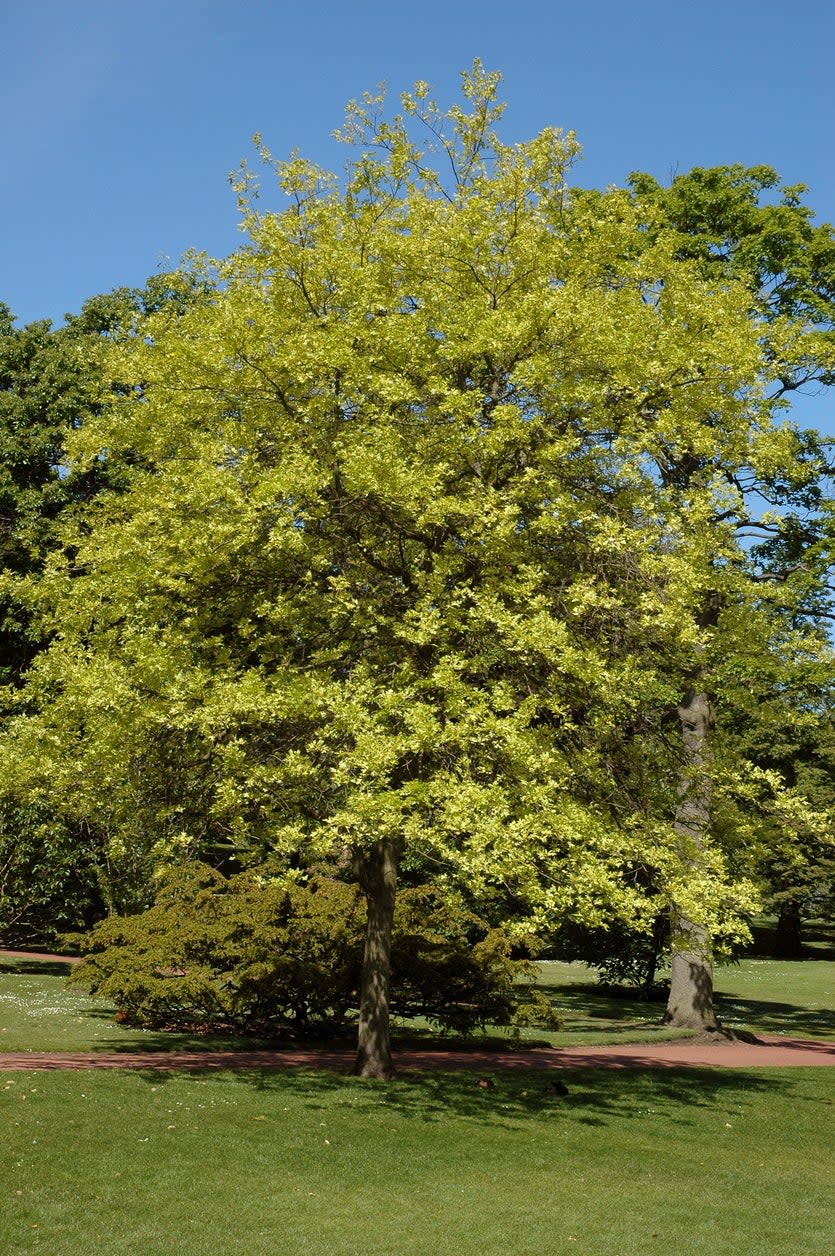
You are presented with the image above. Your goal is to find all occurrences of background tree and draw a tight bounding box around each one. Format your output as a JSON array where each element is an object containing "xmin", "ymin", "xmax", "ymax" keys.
[
  {"xmin": 0, "ymin": 276, "xmax": 210, "ymax": 942},
  {"xmin": 605, "ymin": 164, "xmax": 835, "ymax": 1027},
  {"xmin": 714, "ymin": 638, "xmax": 835, "ymax": 958}
]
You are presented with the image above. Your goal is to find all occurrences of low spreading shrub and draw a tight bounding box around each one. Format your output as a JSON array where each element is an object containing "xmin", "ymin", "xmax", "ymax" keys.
[{"xmin": 69, "ymin": 863, "xmax": 561, "ymax": 1037}]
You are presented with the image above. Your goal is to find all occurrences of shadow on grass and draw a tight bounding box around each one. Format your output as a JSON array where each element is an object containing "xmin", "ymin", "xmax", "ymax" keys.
[
  {"xmin": 0, "ymin": 958, "xmax": 78, "ymax": 977},
  {"xmin": 538, "ymin": 981, "xmax": 666, "ymax": 1024},
  {"xmin": 122, "ymin": 1062, "xmax": 800, "ymax": 1131},
  {"xmin": 744, "ymin": 920, "xmax": 835, "ymax": 961},
  {"xmin": 715, "ymin": 994, "xmax": 835, "ymax": 1037},
  {"xmin": 82, "ymin": 1022, "xmax": 328, "ymax": 1053},
  {"xmin": 70, "ymin": 986, "xmax": 835, "ymax": 1055},
  {"xmin": 542, "ymin": 979, "xmax": 835, "ymax": 1039}
]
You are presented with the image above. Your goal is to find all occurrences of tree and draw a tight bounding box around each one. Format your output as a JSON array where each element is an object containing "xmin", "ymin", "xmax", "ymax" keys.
[
  {"xmin": 0, "ymin": 278, "xmax": 211, "ymax": 941},
  {"xmin": 0, "ymin": 303, "xmax": 116, "ymax": 941},
  {"xmin": 616, "ymin": 165, "xmax": 835, "ymax": 1027},
  {"xmin": 0, "ymin": 66, "xmax": 812, "ymax": 1072},
  {"xmin": 69, "ymin": 862, "xmax": 555, "ymax": 1038},
  {"xmin": 713, "ymin": 643, "xmax": 835, "ymax": 958}
]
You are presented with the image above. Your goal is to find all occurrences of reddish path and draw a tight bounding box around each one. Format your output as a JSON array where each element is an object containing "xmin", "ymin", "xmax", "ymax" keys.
[
  {"xmin": 2, "ymin": 949, "xmax": 833, "ymax": 1071},
  {"xmin": 1, "ymin": 1037, "xmax": 833, "ymax": 1073},
  {"xmin": 0, "ymin": 948, "xmax": 81, "ymax": 965}
]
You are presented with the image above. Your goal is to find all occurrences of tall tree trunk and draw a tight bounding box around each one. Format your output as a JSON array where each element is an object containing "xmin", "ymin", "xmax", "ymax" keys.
[
  {"xmin": 353, "ymin": 838, "xmax": 400, "ymax": 1079},
  {"xmin": 773, "ymin": 900, "xmax": 804, "ymax": 958},
  {"xmin": 663, "ymin": 690, "xmax": 721, "ymax": 1031}
]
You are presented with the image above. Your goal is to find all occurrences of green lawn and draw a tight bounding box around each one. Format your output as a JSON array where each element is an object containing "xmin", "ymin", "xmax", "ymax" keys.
[
  {"xmin": 0, "ymin": 958, "xmax": 271, "ymax": 1055},
  {"xmin": 1, "ymin": 942, "xmax": 833, "ymax": 1255},
  {"xmin": 1, "ymin": 1065, "xmax": 832, "ymax": 1256},
  {"xmin": 530, "ymin": 953, "xmax": 835, "ymax": 1045}
]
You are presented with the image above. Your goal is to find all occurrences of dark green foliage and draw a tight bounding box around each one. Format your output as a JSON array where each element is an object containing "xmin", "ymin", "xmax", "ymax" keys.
[
  {"xmin": 0, "ymin": 305, "xmax": 100, "ymax": 682},
  {"xmin": 0, "ymin": 278, "xmax": 217, "ymax": 946},
  {"xmin": 69, "ymin": 864, "xmax": 561, "ymax": 1037},
  {"xmin": 70, "ymin": 865, "xmax": 363, "ymax": 1034},
  {"xmin": 547, "ymin": 912, "xmax": 670, "ymax": 996},
  {"xmin": 627, "ymin": 164, "xmax": 835, "ymax": 616},
  {"xmin": 390, "ymin": 884, "xmax": 560, "ymax": 1032},
  {"xmin": 627, "ymin": 164, "xmax": 835, "ymax": 351},
  {"xmin": 0, "ymin": 273, "xmax": 213, "ymax": 683},
  {"xmin": 0, "ymin": 800, "xmax": 106, "ymax": 946}
]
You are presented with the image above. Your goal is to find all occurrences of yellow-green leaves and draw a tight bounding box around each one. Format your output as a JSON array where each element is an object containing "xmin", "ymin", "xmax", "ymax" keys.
[{"xmin": 3, "ymin": 67, "xmax": 828, "ymax": 949}]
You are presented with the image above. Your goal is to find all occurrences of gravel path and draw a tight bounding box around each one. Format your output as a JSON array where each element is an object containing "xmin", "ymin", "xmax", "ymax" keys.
[{"xmin": 0, "ymin": 948, "xmax": 81, "ymax": 965}]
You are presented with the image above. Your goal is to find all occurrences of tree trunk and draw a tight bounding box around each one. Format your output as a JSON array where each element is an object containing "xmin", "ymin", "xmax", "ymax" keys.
[
  {"xmin": 663, "ymin": 690, "xmax": 721, "ymax": 1031},
  {"xmin": 773, "ymin": 900, "xmax": 804, "ymax": 958},
  {"xmin": 353, "ymin": 838, "xmax": 400, "ymax": 1079},
  {"xmin": 665, "ymin": 918, "xmax": 719, "ymax": 1029}
]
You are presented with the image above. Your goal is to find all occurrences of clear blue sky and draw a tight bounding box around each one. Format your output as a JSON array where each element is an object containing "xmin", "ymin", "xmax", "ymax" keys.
[{"xmin": 4, "ymin": 0, "xmax": 834, "ymax": 433}]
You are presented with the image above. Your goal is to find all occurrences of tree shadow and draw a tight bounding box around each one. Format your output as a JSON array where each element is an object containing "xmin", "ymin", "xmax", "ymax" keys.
[
  {"xmin": 537, "ymin": 981, "xmax": 667, "ymax": 1027},
  {"xmin": 0, "ymin": 958, "xmax": 77, "ymax": 977},
  {"xmin": 124, "ymin": 1061, "xmax": 795, "ymax": 1131},
  {"xmin": 744, "ymin": 920, "xmax": 835, "ymax": 961},
  {"xmin": 82, "ymin": 1023, "xmax": 343, "ymax": 1053},
  {"xmin": 542, "ymin": 978, "xmax": 835, "ymax": 1039},
  {"xmin": 714, "ymin": 993, "xmax": 835, "ymax": 1037}
]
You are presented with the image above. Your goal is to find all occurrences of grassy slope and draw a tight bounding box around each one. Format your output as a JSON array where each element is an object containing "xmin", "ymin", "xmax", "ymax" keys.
[{"xmin": 1, "ymin": 1065, "xmax": 833, "ymax": 1256}]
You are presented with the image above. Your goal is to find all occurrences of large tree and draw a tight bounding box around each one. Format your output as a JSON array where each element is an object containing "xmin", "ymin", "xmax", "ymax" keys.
[
  {"xmin": 1, "ymin": 66, "xmax": 820, "ymax": 1069},
  {"xmin": 0, "ymin": 302, "xmax": 114, "ymax": 942}
]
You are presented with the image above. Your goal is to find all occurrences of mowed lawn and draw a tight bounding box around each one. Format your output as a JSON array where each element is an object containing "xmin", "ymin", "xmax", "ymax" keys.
[
  {"xmin": 0, "ymin": 937, "xmax": 832, "ymax": 1255},
  {"xmin": 1, "ymin": 1065, "xmax": 833, "ymax": 1256}
]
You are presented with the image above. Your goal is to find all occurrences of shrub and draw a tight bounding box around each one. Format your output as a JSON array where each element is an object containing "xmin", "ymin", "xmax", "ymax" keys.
[
  {"xmin": 69, "ymin": 863, "xmax": 562, "ymax": 1036},
  {"xmin": 390, "ymin": 885, "xmax": 561, "ymax": 1033},
  {"xmin": 547, "ymin": 913, "xmax": 670, "ymax": 997},
  {"xmin": 0, "ymin": 800, "xmax": 107, "ymax": 947}
]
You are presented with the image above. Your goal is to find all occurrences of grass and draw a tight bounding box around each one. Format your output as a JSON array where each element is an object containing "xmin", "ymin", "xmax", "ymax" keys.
[
  {"xmin": 0, "ymin": 953, "xmax": 694, "ymax": 1056},
  {"xmin": 0, "ymin": 958, "xmax": 278, "ymax": 1055},
  {"xmin": 1, "ymin": 1064, "xmax": 833, "ymax": 1256},
  {"xmin": 2, "ymin": 922, "xmax": 833, "ymax": 1055},
  {"xmin": 0, "ymin": 932, "xmax": 832, "ymax": 1255},
  {"xmin": 714, "ymin": 958, "xmax": 835, "ymax": 1038}
]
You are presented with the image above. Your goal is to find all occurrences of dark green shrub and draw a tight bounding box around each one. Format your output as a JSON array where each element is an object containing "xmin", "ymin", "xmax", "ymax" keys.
[
  {"xmin": 547, "ymin": 912, "xmax": 670, "ymax": 997},
  {"xmin": 69, "ymin": 864, "xmax": 364, "ymax": 1034},
  {"xmin": 390, "ymin": 885, "xmax": 561, "ymax": 1033},
  {"xmin": 0, "ymin": 800, "xmax": 108, "ymax": 947},
  {"xmin": 69, "ymin": 863, "xmax": 562, "ymax": 1036}
]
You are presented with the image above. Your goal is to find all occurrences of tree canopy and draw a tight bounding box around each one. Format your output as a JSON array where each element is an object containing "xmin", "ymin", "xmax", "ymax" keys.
[{"xmin": 1, "ymin": 64, "xmax": 832, "ymax": 1071}]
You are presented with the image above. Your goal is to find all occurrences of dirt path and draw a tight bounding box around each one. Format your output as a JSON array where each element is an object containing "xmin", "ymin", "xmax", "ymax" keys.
[
  {"xmin": 0, "ymin": 948, "xmax": 81, "ymax": 965},
  {"xmin": 2, "ymin": 949, "xmax": 832, "ymax": 1071},
  {"xmin": 1, "ymin": 1036, "xmax": 833, "ymax": 1073}
]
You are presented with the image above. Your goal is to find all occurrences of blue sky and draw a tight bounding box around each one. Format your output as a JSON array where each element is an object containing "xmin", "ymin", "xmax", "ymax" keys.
[{"xmin": 3, "ymin": 0, "xmax": 834, "ymax": 433}]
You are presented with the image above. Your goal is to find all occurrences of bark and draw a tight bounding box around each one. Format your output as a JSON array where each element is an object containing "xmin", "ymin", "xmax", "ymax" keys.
[
  {"xmin": 773, "ymin": 900, "xmax": 804, "ymax": 959},
  {"xmin": 663, "ymin": 690, "xmax": 721, "ymax": 1031},
  {"xmin": 665, "ymin": 918, "xmax": 719, "ymax": 1029},
  {"xmin": 353, "ymin": 838, "xmax": 400, "ymax": 1079}
]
